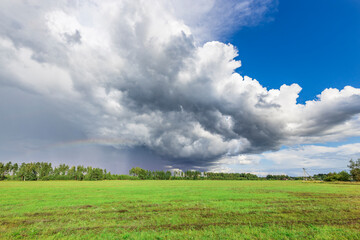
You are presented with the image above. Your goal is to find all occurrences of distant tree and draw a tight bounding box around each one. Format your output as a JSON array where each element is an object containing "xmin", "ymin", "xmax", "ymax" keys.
[
  {"xmin": 323, "ymin": 173, "xmax": 334, "ymax": 182},
  {"xmin": 104, "ymin": 170, "xmax": 113, "ymax": 180},
  {"xmin": 348, "ymin": 159, "xmax": 360, "ymax": 181},
  {"xmin": 0, "ymin": 161, "xmax": 14, "ymax": 180},
  {"xmin": 91, "ymin": 168, "xmax": 104, "ymax": 180},
  {"xmin": 155, "ymin": 170, "xmax": 165, "ymax": 180},
  {"xmin": 338, "ymin": 171, "xmax": 351, "ymax": 181},
  {"xmin": 313, "ymin": 173, "xmax": 327, "ymax": 181},
  {"xmin": 68, "ymin": 166, "xmax": 77, "ymax": 180},
  {"xmin": 5, "ymin": 162, "xmax": 12, "ymax": 177},
  {"xmin": 76, "ymin": 165, "xmax": 86, "ymax": 180},
  {"xmin": 266, "ymin": 175, "xmax": 289, "ymax": 180},
  {"xmin": 0, "ymin": 162, "xmax": 5, "ymax": 180},
  {"xmin": 85, "ymin": 166, "xmax": 93, "ymax": 180},
  {"xmin": 12, "ymin": 163, "xmax": 19, "ymax": 176},
  {"xmin": 165, "ymin": 171, "xmax": 172, "ymax": 180},
  {"xmin": 324, "ymin": 171, "xmax": 350, "ymax": 182},
  {"xmin": 58, "ymin": 164, "xmax": 69, "ymax": 176},
  {"xmin": 37, "ymin": 162, "xmax": 53, "ymax": 180},
  {"xmin": 129, "ymin": 167, "xmax": 147, "ymax": 179},
  {"xmin": 18, "ymin": 163, "xmax": 37, "ymax": 181}
]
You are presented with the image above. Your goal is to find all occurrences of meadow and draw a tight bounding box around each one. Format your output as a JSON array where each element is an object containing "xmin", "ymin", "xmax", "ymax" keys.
[{"xmin": 1, "ymin": 180, "xmax": 359, "ymax": 239}]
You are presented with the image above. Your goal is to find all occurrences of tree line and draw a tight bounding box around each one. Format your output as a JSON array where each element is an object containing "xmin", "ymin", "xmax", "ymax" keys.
[
  {"xmin": 310, "ymin": 159, "xmax": 360, "ymax": 182},
  {"xmin": 0, "ymin": 163, "xmax": 260, "ymax": 181},
  {"xmin": 0, "ymin": 159, "xmax": 359, "ymax": 181},
  {"xmin": 128, "ymin": 167, "xmax": 259, "ymax": 180},
  {"xmin": 0, "ymin": 162, "xmax": 136, "ymax": 181}
]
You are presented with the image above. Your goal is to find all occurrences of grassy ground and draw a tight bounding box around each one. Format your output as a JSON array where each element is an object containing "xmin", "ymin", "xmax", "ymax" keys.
[{"xmin": 0, "ymin": 180, "xmax": 359, "ymax": 239}]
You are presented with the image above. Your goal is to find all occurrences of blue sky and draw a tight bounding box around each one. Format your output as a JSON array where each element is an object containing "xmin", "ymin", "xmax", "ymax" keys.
[
  {"xmin": 212, "ymin": 0, "xmax": 360, "ymax": 176},
  {"xmin": 230, "ymin": 0, "xmax": 360, "ymax": 103},
  {"xmin": 0, "ymin": 0, "xmax": 360, "ymax": 175}
]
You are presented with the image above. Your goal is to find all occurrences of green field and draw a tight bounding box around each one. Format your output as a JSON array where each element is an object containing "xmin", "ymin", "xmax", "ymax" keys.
[{"xmin": 1, "ymin": 181, "xmax": 359, "ymax": 239}]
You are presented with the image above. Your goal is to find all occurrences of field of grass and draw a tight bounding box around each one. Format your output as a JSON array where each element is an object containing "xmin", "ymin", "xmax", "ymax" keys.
[{"xmin": 1, "ymin": 180, "xmax": 360, "ymax": 239}]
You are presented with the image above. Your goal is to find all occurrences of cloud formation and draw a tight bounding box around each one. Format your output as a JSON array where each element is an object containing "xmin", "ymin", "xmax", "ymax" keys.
[
  {"xmin": 212, "ymin": 142, "xmax": 360, "ymax": 176},
  {"xmin": 1, "ymin": 0, "xmax": 360, "ymax": 170}
]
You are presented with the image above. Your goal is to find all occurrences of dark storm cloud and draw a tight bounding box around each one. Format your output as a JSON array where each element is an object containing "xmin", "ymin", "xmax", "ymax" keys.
[{"xmin": 0, "ymin": 0, "xmax": 360, "ymax": 171}]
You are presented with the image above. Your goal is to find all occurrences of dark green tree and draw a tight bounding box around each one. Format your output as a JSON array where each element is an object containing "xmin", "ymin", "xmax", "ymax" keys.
[
  {"xmin": 12, "ymin": 163, "xmax": 19, "ymax": 176},
  {"xmin": 68, "ymin": 166, "xmax": 77, "ymax": 180},
  {"xmin": 324, "ymin": 171, "xmax": 350, "ymax": 181},
  {"xmin": 348, "ymin": 159, "xmax": 360, "ymax": 181},
  {"xmin": 18, "ymin": 163, "xmax": 37, "ymax": 181},
  {"xmin": 129, "ymin": 167, "xmax": 147, "ymax": 179},
  {"xmin": 0, "ymin": 162, "xmax": 5, "ymax": 180},
  {"xmin": 76, "ymin": 165, "xmax": 86, "ymax": 180},
  {"xmin": 37, "ymin": 162, "xmax": 53, "ymax": 180}
]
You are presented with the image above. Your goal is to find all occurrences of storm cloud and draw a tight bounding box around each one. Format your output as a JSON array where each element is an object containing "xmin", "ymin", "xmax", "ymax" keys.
[{"xmin": 1, "ymin": 0, "xmax": 360, "ymax": 170}]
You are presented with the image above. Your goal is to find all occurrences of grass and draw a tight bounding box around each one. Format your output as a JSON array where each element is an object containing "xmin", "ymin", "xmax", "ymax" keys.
[{"xmin": 1, "ymin": 180, "xmax": 360, "ymax": 239}]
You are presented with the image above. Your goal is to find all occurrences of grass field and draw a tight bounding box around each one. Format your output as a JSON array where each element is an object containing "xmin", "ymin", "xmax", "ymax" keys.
[{"xmin": 1, "ymin": 180, "xmax": 360, "ymax": 239}]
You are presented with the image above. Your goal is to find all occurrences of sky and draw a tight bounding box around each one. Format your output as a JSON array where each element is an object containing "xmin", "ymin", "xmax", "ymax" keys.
[{"xmin": 0, "ymin": 0, "xmax": 360, "ymax": 176}]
